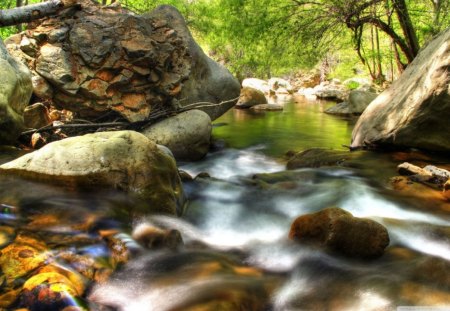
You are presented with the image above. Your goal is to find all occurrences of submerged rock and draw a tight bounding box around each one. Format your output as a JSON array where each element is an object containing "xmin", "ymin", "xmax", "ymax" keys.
[
  {"xmin": 143, "ymin": 109, "xmax": 211, "ymax": 161},
  {"xmin": 0, "ymin": 131, "xmax": 185, "ymax": 215},
  {"xmin": 235, "ymin": 87, "xmax": 268, "ymax": 109},
  {"xmin": 289, "ymin": 207, "xmax": 389, "ymax": 258},
  {"xmin": 0, "ymin": 38, "xmax": 33, "ymax": 145},
  {"xmin": 6, "ymin": 1, "xmax": 239, "ymax": 122},
  {"xmin": 286, "ymin": 148, "xmax": 362, "ymax": 170},
  {"xmin": 351, "ymin": 28, "xmax": 450, "ymax": 152}
]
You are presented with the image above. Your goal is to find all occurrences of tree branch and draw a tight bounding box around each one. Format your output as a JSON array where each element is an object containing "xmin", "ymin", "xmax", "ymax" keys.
[{"xmin": 0, "ymin": 0, "xmax": 79, "ymax": 27}]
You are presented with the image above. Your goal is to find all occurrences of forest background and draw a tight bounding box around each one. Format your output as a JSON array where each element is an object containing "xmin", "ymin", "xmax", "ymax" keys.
[{"xmin": 1, "ymin": 0, "xmax": 449, "ymax": 85}]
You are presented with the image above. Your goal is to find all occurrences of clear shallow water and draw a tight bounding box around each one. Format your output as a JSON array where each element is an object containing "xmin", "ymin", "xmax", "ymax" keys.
[{"xmin": 1, "ymin": 97, "xmax": 450, "ymax": 310}]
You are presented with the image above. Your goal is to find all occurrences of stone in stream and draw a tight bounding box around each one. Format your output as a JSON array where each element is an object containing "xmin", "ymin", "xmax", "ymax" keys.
[
  {"xmin": 325, "ymin": 90, "xmax": 378, "ymax": 116},
  {"xmin": 132, "ymin": 222, "xmax": 183, "ymax": 250},
  {"xmin": 351, "ymin": 27, "xmax": 450, "ymax": 152},
  {"xmin": 0, "ymin": 131, "xmax": 185, "ymax": 215},
  {"xmin": 286, "ymin": 148, "xmax": 364, "ymax": 170},
  {"xmin": 0, "ymin": 38, "xmax": 33, "ymax": 145},
  {"xmin": 289, "ymin": 207, "xmax": 390, "ymax": 258},
  {"xmin": 5, "ymin": 1, "xmax": 240, "ymax": 123},
  {"xmin": 235, "ymin": 87, "xmax": 268, "ymax": 109},
  {"xmin": 143, "ymin": 109, "xmax": 212, "ymax": 161},
  {"xmin": 397, "ymin": 162, "xmax": 450, "ymax": 185}
]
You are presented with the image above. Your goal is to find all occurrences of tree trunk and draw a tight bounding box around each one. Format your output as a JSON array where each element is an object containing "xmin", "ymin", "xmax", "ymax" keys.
[
  {"xmin": 392, "ymin": 0, "xmax": 419, "ymax": 57},
  {"xmin": 15, "ymin": 0, "xmax": 24, "ymax": 32},
  {"xmin": 0, "ymin": 0, "xmax": 79, "ymax": 27}
]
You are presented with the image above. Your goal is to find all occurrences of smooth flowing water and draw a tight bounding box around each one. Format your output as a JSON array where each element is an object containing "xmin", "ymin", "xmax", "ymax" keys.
[{"xmin": 1, "ymin": 97, "xmax": 449, "ymax": 311}]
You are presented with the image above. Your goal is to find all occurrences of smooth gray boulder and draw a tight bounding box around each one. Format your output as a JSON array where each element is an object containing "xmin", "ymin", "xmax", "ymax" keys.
[
  {"xmin": 325, "ymin": 90, "xmax": 377, "ymax": 115},
  {"xmin": 0, "ymin": 131, "xmax": 185, "ymax": 215},
  {"xmin": 0, "ymin": 38, "xmax": 32, "ymax": 145},
  {"xmin": 143, "ymin": 109, "xmax": 212, "ymax": 161},
  {"xmin": 351, "ymin": 28, "xmax": 450, "ymax": 152}
]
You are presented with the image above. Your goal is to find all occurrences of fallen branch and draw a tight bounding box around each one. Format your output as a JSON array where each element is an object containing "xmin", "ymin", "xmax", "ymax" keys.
[
  {"xmin": 0, "ymin": 0, "xmax": 79, "ymax": 27},
  {"xmin": 20, "ymin": 96, "xmax": 241, "ymax": 137}
]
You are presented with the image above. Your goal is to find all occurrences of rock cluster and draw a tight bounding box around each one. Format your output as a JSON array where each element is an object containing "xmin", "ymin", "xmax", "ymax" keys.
[{"xmin": 5, "ymin": 0, "xmax": 239, "ymax": 123}]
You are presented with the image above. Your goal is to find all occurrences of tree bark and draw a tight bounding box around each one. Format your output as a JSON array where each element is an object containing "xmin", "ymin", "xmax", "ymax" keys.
[
  {"xmin": 392, "ymin": 0, "xmax": 419, "ymax": 57},
  {"xmin": 0, "ymin": 0, "xmax": 79, "ymax": 27},
  {"xmin": 15, "ymin": 0, "xmax": 24, "ymax": 32}
]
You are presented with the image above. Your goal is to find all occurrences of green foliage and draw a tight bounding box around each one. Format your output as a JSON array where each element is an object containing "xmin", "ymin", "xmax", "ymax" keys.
[{"xmin": 1, "ymin": 0, "xmax": 449, "ymax": 81}]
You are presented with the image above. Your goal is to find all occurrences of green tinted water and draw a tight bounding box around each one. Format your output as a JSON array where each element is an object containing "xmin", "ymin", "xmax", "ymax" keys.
[{"xmin": 212, "ymin": 98, "xmax": 355, "ymax": 156}]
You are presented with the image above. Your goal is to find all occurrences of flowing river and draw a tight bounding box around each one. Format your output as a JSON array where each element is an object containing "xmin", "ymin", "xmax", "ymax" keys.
[{"xmin": 1, "ymin": 97, "xmax": 449, "ymax": 311}]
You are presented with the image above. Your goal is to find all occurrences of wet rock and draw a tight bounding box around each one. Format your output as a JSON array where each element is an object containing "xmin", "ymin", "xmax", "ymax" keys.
[
  {"xmin": 143, "ymin": 109, "xmax": 212, "ymax": 161},
  {"xmin": 19, "ymin": 270, "xmax": 85, "ymax": 311},
  {"xmin": 398, "ymin": 162, "xmax": 432, "ymax": 177},
  {"xmin": 249, "ymin": 103, "xmax": 283, "ymax": 111},
  {"xmin": 0, "ymin": 234, "xmax": 49, "ymax": 284},
  {"xmin": 444, "ymin": 180, "xmax": 450, "ymax": 201},
  {"xmin": 0, "ymin": 131, "xmax": 185, "ymax": 215},
  {"xmin": 23, "ymin": 103, "xmax": 51, "ymax": 129},
  {"xmin": 235, "ymin": 87, "xmax": 268, "ymax": 109},
  {"xmin": 132, "ymin": 222, "xmax": 183, "ymax": 250},
  {"xmin": 6, "ymin": 1, "xmax": 239, "ymax": 122},
  {"xmin": 178, "ymin": 169, "xmax": 193, "ymax": 182},
  {"xmin": 351, "ymin": 28, "xmax": 450, "ymax": 152},
  {"xmin": 398, "ymin": 162, "xmax": 450, "ymax": 185},
  {"xmin": 0, "ymin": 38, "xmax": 33, "ymax": 145},
  {"xmin": 286, "ymin": 148, "xmax": 362, "ymax": 170},
  {"xmin": 289, "ymin": 207, "xmax": 389, "ymax": 258}
]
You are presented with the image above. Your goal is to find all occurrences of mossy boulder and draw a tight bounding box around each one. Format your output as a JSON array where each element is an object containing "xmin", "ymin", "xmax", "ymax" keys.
[{"xmin": 0, "ymin": 130, "xmax": 185, "ymax": 215}]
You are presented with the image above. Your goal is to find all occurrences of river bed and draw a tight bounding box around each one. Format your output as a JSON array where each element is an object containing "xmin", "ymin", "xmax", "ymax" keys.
[{"xmin": 1, "ymin": 97, "xmax": 449, "ymax": 310}]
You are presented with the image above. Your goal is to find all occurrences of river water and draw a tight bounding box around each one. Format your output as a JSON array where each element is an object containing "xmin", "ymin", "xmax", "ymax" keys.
[{"xmin": 1, "ymin": 97, "xmax": 449, "ymax": 311}]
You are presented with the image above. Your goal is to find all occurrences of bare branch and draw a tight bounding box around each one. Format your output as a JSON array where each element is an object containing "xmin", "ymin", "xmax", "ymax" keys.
[{"xmin": 0, "ymin": 0, "xmax": 79, "ymax": 27}]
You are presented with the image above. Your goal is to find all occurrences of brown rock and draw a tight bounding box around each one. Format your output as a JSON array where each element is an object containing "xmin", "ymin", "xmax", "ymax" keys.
[
  {"xmin": 6, "ymin": 1, "xmax": 240, "ymax": 122},
  {"xmin": 289, "ymin": 207, "xmax": 389, "ymax": 258},
  {"xmin": 132, "ymin": 222, "xmax": 183, "ymax": 250},
  {"xmin": 236, "ymin": 87, "xmax": 268, "ymax": 109},
  {"xmin": 23, "ymin": 103, "xmax": 51, "ymax": 129}
]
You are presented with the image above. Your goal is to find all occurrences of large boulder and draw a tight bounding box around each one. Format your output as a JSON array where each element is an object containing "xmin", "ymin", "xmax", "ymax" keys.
[
  {"xmin": 289, "ymin": 207, "xmax": 389, "ymax": 258},
  {"xmin": 351, "ymin": 28, "xmax": 450, "ymax": 152},
  {"xmin": 0, "ymin": 38, "xmax": 33, "ymax": 145},
  {"xmin": 325, "ymin": 90, "xmax": 377, "ymax": 116},
  {"xmin": 5, "ymin": 1, "xmax": 239, "ymax": 123},
  {"xmin": 0, "ymin": 131, "xmax": 185, "ymax": 215},
  {"xmin": 143, "ymin": 109, "xmax": 211, "ymax": 161},
  {"xmin": 235, "ymin": 87, "xmax": 268, "ymax": 109}
]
